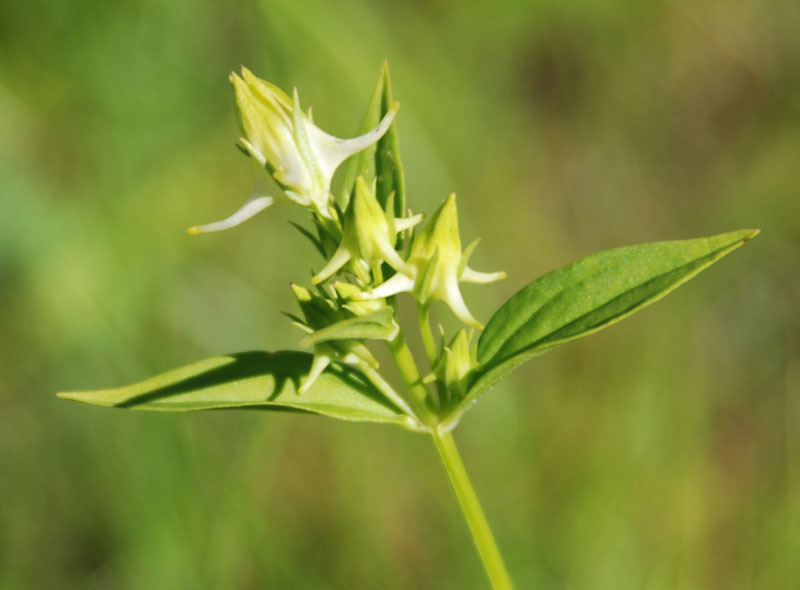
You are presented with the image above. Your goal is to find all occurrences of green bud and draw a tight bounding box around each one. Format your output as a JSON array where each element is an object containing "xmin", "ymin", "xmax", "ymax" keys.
[
  {"xmin": 433, "ymin": 329, "xmax": 477, "ymax": 401},
  {"xmin": 290, "ymin": 283, "xmax": 343, "ymax": 331},
  {"xmin": 334, "ymin": 282, "xmax": 391, "ymax": 316},
  {"xmin": 290, "ymin": 283, "xmax": 396, "ymax": 395},
  {"xmin": 312, "ymin": 177, "xmax": 421, "ymax": 284}
]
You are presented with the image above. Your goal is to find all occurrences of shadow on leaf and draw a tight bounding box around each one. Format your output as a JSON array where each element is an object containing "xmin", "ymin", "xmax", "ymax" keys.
[{"xmin": 115, "ymin": 350, "xmax": 401, "ymax": 414}]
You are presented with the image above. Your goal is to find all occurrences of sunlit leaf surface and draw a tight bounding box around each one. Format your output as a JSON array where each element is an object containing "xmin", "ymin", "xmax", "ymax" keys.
[
  {"xmin": 445, "ymin": 229, "xmax": 758, "ymax": 424},
  {"xmin": 59, "ymin": 351, "xmax": 415, "ymax": 427}
]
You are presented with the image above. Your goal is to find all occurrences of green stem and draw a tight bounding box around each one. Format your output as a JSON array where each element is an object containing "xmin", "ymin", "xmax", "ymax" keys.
[
  {"xmin": 418, "ymin": 305, "xmax": 447, "ymax": 408},
  {"xmin": 354, "ymin": 359, "xmax": 420, "ymax": 427},
  {"xmin": 432, "ymin": 429, "xmax": 513, "ymax": 590},
  {"xmin": 387, "ymin": 330, "xmax": 437, "ymax": 426},
  {"xmin": 418, "ymin": 305, "xmax": 438, "ymax": 367},
  {"xmin": 371, "ymin": 261, "xmax": 384, "ymax": 285}
]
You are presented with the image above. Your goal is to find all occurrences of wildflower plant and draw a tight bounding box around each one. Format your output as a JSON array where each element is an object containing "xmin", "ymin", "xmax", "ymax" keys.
[{"xmin": 59, "ymin": 63, "xmax": 757, "ymax": 588}]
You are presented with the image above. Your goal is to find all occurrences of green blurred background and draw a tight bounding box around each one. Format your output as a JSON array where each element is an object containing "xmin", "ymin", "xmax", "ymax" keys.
[{"xmin": 1, "ymin": 0, "xmax": 798, "ymax": 588}]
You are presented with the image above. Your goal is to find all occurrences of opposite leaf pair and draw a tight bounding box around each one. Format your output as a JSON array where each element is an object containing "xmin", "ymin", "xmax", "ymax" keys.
[
  {"xmin": 61, "ymin": 64, "xmax": 758, "ymax": 435},
  {"xmin": 58, "ymin": 62, "xmax": 758, "ymax": 590}
]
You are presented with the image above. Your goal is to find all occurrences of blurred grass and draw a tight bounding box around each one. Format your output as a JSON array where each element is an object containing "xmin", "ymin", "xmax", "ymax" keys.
[{"xmin": 1, "ymin": 0, "xmax": 798, "ymax": 587}]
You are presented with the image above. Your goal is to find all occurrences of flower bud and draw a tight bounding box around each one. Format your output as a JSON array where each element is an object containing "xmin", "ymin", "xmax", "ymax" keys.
[
  {"xmin": 432, "ymin": 329, "xmax": 477, "ymax": 401},
  {"xmin": 290, "ymin": 283, "xmax": 397, "ymax": 394},
  {"xmin": 368, "ymin": 193, "xmax": 506, "ymax": 329},
  {"xmin": 189, "ymin": 67, "xmax": 399, "ymax": 234},
  {"xmin": 312, "ymin": 177, "xmax": 421, "ymax": 284},
  {"xmin": 333, "ymin": 282, "xmax": 392, "ymax": 317}
]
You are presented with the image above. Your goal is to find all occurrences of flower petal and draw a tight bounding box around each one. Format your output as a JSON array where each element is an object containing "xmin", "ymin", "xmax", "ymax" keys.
[
  {"xmin": 188, "ymin": 195, "xmax": 273, "ymax": 234},
  {"xmin": 306, "ymin": 104, "xmax": 399, "ymax": 180},
  {"xmin": 460, "ymin": 266, "xmax": 507, "ymax": 284},
  {"xmin": 367, "ymin": 272, "xmax": 415, "ymax": 299},
  {"xmin": 443, "ymin": 277, "xmax": 483, "ymax": 330},
  {"xmin": 394, "ymin": 212, "xmax": 424, "ymax": 232},
  {"xmin": 312, "ymin": 247, "xmax": 352, "ymax": 285}
]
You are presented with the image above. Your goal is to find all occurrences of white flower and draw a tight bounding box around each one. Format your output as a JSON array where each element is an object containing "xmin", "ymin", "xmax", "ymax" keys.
[
  {"xmin": 366, "ymin": 193, "xmax": 506, "ymax": 329},
  {"xmin": 189, "ymin": 67, "xmax": 398, "ymax": 234}
]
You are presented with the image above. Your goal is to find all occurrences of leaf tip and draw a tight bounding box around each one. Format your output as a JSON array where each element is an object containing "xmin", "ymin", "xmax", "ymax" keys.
[
  {"xmin": 743, "ymin": 228, "xmax": 760, "ymax": 242},
  {"xmin": 56, "ymin": 391, "xmax": 89, "ymax": 403}
]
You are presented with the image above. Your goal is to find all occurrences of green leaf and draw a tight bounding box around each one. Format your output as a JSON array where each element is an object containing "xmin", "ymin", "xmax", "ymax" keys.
[
  {"xmin": 58, "ymin": 351, "xmax": 417, "ymax": 428},
  {"xmin": 337, "ymin": 61, "xmax": 405, "ymax": 218},
  {"xmin": 443, "ymin": 229, "xmax": 758, "ymax": 427}
]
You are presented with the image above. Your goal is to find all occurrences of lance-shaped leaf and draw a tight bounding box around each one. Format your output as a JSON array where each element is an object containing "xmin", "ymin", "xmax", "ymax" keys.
[
  {"xmin": 338, "ymin": 61, "xmax": 405, "ymax": 218},
  {"xmin": 440, "ymin": 229, "xmax": 758, "ymax": 429},
  {"xmin": 57, "ymin": 351, "xmax": 418, "ymax": 429}
]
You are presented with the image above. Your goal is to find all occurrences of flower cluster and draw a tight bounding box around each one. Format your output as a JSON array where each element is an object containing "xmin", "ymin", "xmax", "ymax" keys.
[{"xmin": 190, "ymin": 66, "xmax": 506, "ymax": 405}]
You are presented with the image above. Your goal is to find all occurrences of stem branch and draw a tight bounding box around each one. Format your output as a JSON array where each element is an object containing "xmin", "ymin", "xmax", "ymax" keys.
[
  {"xmin": 386, "ymin": 330, "xmax": 436, "ymax": 426},
  {"xmin": 418, "ymin": 304, "xmax": 447, "ymax": 408},
  {"xmin": 418, "ymin": 305, "xmax": 438, "ymax": 367}
]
